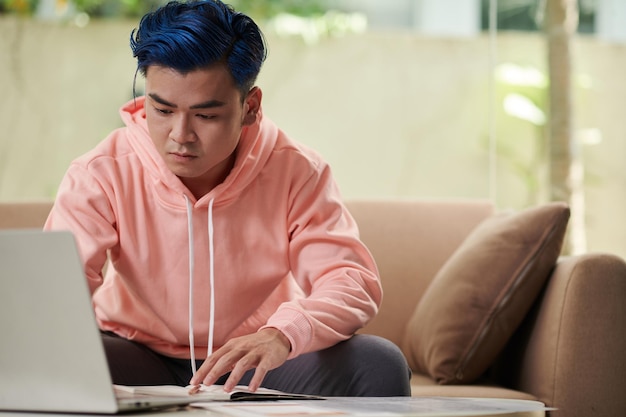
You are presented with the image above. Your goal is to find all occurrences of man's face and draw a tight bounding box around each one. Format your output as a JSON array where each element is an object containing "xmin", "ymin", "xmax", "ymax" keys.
[{"xmin": 144, "ymin": 64, "xmax": 259, "ymax": 195}]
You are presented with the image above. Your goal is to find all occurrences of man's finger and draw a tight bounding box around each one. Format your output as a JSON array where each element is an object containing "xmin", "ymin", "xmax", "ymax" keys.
[
  {"xmin": 223, "ymin": 353, "xmax": 260, "ymax": 391},
  {"xmin": 247, "ymin": 367, "xmax": 268, "ymax": 392}
]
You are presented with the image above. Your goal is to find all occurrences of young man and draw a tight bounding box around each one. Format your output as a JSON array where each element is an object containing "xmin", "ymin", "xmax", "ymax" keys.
[{"xmin": 45, "ymin": 0, "xmax": 411, "ymax": 396}]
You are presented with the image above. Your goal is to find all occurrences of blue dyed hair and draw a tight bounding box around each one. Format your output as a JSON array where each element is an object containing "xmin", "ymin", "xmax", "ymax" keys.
[{"xmin": 130, "ymin": 0, "xmax": 267, "ymax": 97}]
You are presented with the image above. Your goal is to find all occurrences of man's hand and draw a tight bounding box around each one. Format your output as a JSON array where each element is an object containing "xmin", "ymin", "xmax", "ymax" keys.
[{"xmin": 189, "ymin": 328, "xmax": 291, "ymax": 392}]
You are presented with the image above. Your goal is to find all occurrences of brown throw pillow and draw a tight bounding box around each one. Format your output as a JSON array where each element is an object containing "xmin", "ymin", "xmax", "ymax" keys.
[{"xmin": 402, "ymin": 202, "xmax": 570, "ymax": 384}]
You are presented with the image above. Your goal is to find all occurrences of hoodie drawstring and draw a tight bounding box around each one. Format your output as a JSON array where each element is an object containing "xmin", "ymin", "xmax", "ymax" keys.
[
  {"xmin": 184, "ymin": 195, "xmax": 216, "ymax": 377},
  {"xmin": 207, "ymin": 198, "xmax": 216, "ymax": 359}
]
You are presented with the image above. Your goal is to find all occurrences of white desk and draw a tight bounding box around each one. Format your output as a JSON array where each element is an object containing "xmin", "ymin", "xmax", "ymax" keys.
[{"xmin": 0, "ymin": 397, "xmax": 549, "ymax": 416}]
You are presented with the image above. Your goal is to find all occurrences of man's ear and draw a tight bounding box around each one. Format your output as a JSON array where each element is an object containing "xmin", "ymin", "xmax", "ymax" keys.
[{"xmin": 242, "ymin": 86, "xmax": 262, "ymax": 126}]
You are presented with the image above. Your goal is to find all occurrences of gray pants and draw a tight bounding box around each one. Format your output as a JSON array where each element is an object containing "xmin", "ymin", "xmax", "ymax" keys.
[{"xmin": 102, "ymin": 332, "xmax": 412, "ymax": 396}]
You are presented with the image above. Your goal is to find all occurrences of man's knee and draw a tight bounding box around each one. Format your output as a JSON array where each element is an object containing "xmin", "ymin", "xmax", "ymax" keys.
[
  {"xmin": 325, "ymin": 334, "xmax": 412, "ymax": 396},
  {"xmin": 243, "ymin": 334, "xmax": 412, "ymax": 397},
  {"xmin": 101, "ymin": 332, "xmax": 180, "ymax": 385}
]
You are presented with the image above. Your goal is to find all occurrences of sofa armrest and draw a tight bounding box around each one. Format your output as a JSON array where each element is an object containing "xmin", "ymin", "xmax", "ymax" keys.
[
  {"xmin": 497, "ymin": 253, "xmax": 626, "ymax": 417},
  {"xmin": 0, "ymin": 201, "xmax": 53, "ymax": 229}
]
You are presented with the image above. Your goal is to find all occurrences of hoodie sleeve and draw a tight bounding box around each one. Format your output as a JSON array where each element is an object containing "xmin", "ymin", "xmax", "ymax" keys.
[
  {"xmin": 261, "ymin": 162, "xmax": 382, "ymax": 358},
  {"xmin": 43, "ymin": 163, "xmax": 118, "ymax": 295}
]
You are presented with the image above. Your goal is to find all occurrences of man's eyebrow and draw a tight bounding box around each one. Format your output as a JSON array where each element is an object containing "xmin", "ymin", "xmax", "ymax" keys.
[
  {"xmin": 148, "ymin": 93, "xmax": 176, "ymax": 107},
  {"xmin": 147, "ymin": 93, "xmax": 226, "ymax": 109},
  {"xmin": 190, "ymin": 99, "xmax": 227, "ymax": 109}
]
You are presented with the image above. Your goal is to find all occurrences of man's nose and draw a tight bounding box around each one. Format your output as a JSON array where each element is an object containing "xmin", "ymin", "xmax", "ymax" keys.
[{"xmin": 170, "ymin": 114, "xmax": 196, "ymax": 144}]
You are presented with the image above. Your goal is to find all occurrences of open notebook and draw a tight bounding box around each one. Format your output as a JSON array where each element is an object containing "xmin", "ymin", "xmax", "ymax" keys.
[
  {"xmin": 0, "ymin": 230, "xmax": 319, "ymax": 414},
  {"xmin": 114, "ymin": 384, "xmax": 322, "ymax": 402}
]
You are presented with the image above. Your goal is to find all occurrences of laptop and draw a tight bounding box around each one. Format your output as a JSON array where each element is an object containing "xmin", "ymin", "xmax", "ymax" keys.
[{"xmin": 0, "ymin": 229, "xmax": 196, "ymax": 414}]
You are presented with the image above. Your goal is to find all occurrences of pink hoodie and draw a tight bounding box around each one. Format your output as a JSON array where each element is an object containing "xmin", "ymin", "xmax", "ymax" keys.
[{"xmin": 44, "ymin": 97, "xmax": 382, "ymax": 363}]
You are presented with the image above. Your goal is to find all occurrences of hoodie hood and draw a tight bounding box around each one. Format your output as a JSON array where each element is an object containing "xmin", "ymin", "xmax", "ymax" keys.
[{"xmin": 119, "ymin": 96, "xmax": 278, "ymax": 207}]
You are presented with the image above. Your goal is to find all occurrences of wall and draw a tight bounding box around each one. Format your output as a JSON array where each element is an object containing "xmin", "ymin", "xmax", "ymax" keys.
[{"xmin": 1, "ymin": 17, "xmax": 624, "ymax": 257}]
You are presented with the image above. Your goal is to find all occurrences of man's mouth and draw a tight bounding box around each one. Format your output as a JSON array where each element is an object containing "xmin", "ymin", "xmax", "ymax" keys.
[{"xmin": 169, "ymin": 151, "xmax": 197, "ymax": 161}]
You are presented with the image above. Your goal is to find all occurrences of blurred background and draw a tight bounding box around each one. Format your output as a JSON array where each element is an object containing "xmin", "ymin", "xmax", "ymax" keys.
[{"xmin": 1, "ymin": 0, "xmax": 625, "ymax": 258}]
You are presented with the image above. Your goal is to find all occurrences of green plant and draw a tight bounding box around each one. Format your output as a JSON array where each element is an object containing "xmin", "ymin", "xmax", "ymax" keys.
[
  {"xmin": 72, "ymin": 0, "xmax": 168, "ymax": 17},
  {"xmin": 1, "ymin": 0, "xmax": 39, "ymax": 14},
  {"xmin": 228, "ymin": 0, "xmax": 328, "ymax": 21},
  {"xmin": 0, "ymin": 0, "xmax": 330, "ymax": 18}
]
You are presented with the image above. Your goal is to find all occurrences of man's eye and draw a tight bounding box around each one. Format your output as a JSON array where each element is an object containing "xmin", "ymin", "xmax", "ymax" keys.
[
  {"xmin": 155, "ymin": 107, "xmax": 172, "ymax": 115},
  {"xmin": 197, "ymin": 114, "xmax": 217, "ymax": 120}
]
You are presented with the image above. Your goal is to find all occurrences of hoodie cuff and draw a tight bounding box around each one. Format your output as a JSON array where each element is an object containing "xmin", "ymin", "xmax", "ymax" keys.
[{"xmin": 262, "ymin": 308, "xmax": 313, "ymax": 359}]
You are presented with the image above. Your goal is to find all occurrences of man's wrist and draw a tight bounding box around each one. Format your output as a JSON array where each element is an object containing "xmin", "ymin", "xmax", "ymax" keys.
[{"xmin": 262, "ymin": 327, "xmax": 292, "ymax": 352}]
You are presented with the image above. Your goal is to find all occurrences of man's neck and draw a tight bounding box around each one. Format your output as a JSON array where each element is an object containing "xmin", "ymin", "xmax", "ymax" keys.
[{"xmin": 181, "ymin": 152, "xmax": 237, "ymax": 200}]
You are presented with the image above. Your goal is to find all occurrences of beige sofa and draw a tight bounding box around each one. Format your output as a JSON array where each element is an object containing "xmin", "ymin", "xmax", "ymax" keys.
[{"xmin": 1, "ymin": 199, "xmax": 625, "ymax": 417}]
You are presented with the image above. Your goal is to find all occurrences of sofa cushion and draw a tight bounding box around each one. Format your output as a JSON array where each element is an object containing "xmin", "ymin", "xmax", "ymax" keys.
[
  {"xmin": 402, "ymin": 202, "xmax": 570, "ymax": 384},
  {"xmin": 409, "ymin": 373, "xmax": 538, "ymax": 401}
]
